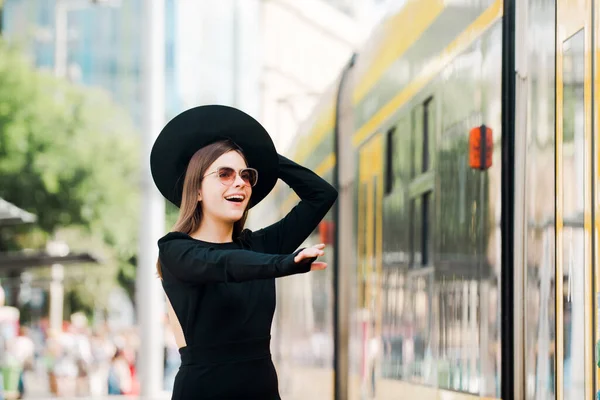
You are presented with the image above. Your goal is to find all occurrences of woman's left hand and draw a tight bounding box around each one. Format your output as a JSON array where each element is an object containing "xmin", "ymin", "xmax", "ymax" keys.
[{"xmin": 294, "ymin": 244, "xmax": 327, "ymax": 270}]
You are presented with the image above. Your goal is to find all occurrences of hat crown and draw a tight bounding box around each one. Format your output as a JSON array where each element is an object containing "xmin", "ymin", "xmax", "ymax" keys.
[{"xmin": 150, "ymin": 105, "xmax": 279, "ymax": 208}]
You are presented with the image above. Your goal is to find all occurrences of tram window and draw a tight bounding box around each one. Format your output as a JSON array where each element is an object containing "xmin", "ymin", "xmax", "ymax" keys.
[
  {"xmin": 411, "ymin": 198, "xmax": 422, "ymax": 266},
  {"xmin": 409, "ymin": 199, "xmax": 415, "ymax": 265},
  {"xmin": 561, "ymin": 28, "xmax": 585, "ymax": 400},
  {"xmin": 412, "ymin": 97, "xmax": 434, "ymax": 178},
  {"xmin": 408, "ymin": 97, "xmax": 435, "ymax": 268},
  {"xmin": 409, "ymin": 191, "xmax": 432, "ymax": 268},
  {"xmin": 385, "ymin": 127, "xmax": 396, "ymax": 195},
  {"xmin": 422, "ymin": 97, "xmax": 433, "ymax": 172},
  {"xmin": 412, "ymin": 107, "xmax": 423, "ymax": 178},
  {"xmin": 422, "ymin": 191, "xmax": 431, "ymax": 266}
]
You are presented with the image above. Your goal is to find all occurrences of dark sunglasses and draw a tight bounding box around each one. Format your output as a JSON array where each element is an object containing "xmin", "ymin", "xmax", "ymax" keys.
[{"xmin": 203, "ymin": 166, "xmax": 258, "ymax": 187}]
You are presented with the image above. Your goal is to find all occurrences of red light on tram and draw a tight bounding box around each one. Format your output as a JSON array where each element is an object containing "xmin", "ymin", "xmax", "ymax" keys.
[
  {"xmin": 319, "ymin": 221, "xmax": 334, "ymax": 245},
  {"xmin": 469, "ymin": 125, "xmax": 493, "ymax": 170}
]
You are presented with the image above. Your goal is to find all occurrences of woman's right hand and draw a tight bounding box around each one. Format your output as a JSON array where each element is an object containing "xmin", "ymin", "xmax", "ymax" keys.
[{"xmin": 294, "ymin": 244, "xmax": 327, "ymax": 271}]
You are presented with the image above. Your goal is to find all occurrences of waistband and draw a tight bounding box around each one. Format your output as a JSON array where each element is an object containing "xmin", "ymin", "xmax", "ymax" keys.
[{"xmin": 179, "ymin": 336, "xmax": 271, "ymax": 367}]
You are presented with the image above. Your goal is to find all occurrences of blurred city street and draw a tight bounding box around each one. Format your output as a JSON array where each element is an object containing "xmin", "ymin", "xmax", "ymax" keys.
[
  {"xmin": 19, "ymin": 369, "xmax": 168, "ymax": 400},
  {"xmin": 0, "ymin": 0, "xmax": 581, "ymax": 399},
  {"xmin": 0, "ymin": 0, "xmax": 374, "ymax": 397}
]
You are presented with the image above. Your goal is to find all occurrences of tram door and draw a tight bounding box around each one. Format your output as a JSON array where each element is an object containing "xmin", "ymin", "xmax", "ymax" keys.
[
  {"xmin": 595, "ymin": 1, "xmax": 600, "ymax": 397},
  {"xmin": 357, "ymin": 133, "xmax": 383, "ymax": 398},
  {"xmin": 556, "ymin": 0, "xmax": 594, "ymax": 398}
]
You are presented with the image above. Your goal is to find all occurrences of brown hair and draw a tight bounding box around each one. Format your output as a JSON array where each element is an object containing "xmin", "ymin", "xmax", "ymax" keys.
[{"xmin": 156, "ymin": 140, "xmax": 249, "ymax": 278}]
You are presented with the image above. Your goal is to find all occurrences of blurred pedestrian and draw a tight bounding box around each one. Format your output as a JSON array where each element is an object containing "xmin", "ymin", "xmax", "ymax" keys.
[
  {"xmin": 107, "ymin": 348, "xmax": 131, "ymax": 395},
  {"xmin": 8, "ymin": 327, "xmax": 34, "ymax": 399}
]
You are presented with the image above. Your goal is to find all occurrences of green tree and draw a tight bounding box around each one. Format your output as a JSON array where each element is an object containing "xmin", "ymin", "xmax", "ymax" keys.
[{"xmin": 0, "ymin": 40, "xmax": 141, "ymax": 318}]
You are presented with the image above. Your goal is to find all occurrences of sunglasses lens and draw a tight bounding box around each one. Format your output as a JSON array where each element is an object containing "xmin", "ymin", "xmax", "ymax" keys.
[
  {"xmin": 217, "ymin": 167, "xmax": 236, "ymax": 185},
  {"xmin": 240, "ymin": 169, "xmax": 258, "ymax": 187}
]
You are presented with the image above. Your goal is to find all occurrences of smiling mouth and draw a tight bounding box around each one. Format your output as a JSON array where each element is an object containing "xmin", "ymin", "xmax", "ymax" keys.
[{"xmin": 225, "ymin": 195, "xmax": 245, "ymax": 203}]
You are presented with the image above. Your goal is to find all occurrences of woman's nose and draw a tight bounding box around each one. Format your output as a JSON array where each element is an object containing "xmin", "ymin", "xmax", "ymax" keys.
[{"xmin": 233, "ymin": 173, "xmax": 246, "ymax": 187}]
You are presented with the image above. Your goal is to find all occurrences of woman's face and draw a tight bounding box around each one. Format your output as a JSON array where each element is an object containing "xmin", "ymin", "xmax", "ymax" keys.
[{"xmin": 198, "ymin": 150, "xmax": 252, "ymax": 225}]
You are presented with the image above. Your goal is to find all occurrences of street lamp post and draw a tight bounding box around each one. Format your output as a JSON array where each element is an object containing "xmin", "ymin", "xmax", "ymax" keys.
[
  {"xmin": 53, "ymin": 1, "xmax": 166, "ymax": 396},
  {"xmin": 136, "ymin": 0, "xmax": 166, "ymax": 398},
  {"xmin": 46, "ymin": 241, "xmax": 69, "ymax": 332}
]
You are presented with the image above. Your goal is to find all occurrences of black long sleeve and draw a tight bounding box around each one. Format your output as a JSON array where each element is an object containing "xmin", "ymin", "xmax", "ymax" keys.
[
  {"xmin": 252, "ymin": 154, "xmax": 338, "ymax": 254},
  {"xmin": 156, "ymin": 154, "xmax": 336, "ymax": 398},
  {"xmin": 158, "ymin": 232, "xmax": 311, "ymax": 284}
]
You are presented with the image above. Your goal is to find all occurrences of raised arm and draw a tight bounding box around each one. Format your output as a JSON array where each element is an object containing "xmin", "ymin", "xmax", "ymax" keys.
[
  {"xmin": 253, "ymin": 154, "xmax": 338, "ymax": 254},
  {"xmin": 158, "ymin": 233, "xmax": 315, "ymax": 284}
]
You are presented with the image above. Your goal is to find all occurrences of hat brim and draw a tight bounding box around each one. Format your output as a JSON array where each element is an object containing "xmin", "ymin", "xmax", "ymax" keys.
[{"xmin": 150, "ymin": 105, "xmax": 279, "ymax": 209}]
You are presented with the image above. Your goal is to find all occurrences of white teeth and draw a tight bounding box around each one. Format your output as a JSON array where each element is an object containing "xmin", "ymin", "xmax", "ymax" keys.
[{"xmin": 225, "ymin": 195, "xmax": 245, "ymax": 200}]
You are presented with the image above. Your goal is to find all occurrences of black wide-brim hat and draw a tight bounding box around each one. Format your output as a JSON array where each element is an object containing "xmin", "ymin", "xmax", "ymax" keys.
[{"xmin": 150, "ymin": 105, "xmax": 279, "ymax": 208}]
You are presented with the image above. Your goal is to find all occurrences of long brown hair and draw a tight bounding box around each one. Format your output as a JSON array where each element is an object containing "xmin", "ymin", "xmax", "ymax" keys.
[{"xmin": 156, "ymin": 140, "xmax": 249, "ymax": 278}]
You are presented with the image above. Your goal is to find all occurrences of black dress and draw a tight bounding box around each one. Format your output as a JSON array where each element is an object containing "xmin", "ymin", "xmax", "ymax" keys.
[{"xmin": 158, "ymin": 155, "xmax": 338, "ymax": 399}]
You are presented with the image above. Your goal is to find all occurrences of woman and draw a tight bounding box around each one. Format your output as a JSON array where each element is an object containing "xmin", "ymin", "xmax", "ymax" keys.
[{"xmin": 150, "ymin": 105, "xmax": 337, "ymax": 399}]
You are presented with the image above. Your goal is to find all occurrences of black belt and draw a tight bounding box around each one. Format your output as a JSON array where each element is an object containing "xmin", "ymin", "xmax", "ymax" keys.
[{"xmin": 179, "ymin": 336, "xmax": 271, "ymax": 367}]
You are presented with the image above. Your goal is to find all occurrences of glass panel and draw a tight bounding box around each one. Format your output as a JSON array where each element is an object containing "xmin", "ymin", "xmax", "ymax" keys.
[
  {"xmin": 423, "ymin": 98, "xmax": 432, "ymax": 172},
  {"xmin": 422, "ymin": 191, "xmax": 432, "ymax": 267},
  {"xmin": 524, "ymin": 0, "xmax": 556, "ymax": 398},
  {"xmin": 271, "ymin": 225, "xmax": 335, "ymax": 397},
  {"xmin": 412, "ymin": 105, "xmax": 423, "ymax": 178},
  {"xmin": 410, "ymin": 273, "xmax": 434, "ymax": 383},
  {"xmin": 382, "ymin": 268, "xmax": 400, "ymax": 379},
  {"xmin": 412, "ymin": 198, "xmax": 422, "ymax": 267},
  {"xmin": 561, "ymin": 28, "xmax": 585, "ymax": 400},
  {"xmin": 355, "ymin": 12, "xmax": 503, "ymax": 399},
  {"xmin": 436, "ymin": 20, "xmax": 503, "ymax": 397},
  {"xmin": 359, "ymin": 183, "xmax": 368, "ymax": 309},
  {"xmin": 385, "ymin": 128, "xmax": 396, "ymax": 195}
]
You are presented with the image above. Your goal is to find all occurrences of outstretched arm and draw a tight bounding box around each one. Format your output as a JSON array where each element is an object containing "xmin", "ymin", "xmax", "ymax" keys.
[
  {"xmin": 158, "ymin": 233, "xmax": 322, "ymax": 284},
  {"xmin": 253, "ymin": 154, "xmax": 338, "ymax": 254}
]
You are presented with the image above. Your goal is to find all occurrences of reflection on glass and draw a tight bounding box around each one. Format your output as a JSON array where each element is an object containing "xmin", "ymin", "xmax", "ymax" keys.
[
  {"xmin": 272, "ymin": 224, "xmax": 335, "ymax": 397},
  {"xmin": 431, "ymin": 22, "xmax": 502, "ymax": 398},
  {"xmin": 355, "ymin": 18, "xmax": 503, "ymax": 399},
  {"xmin": 561, "ymin": 28, "xmax": 585, "ymax": 400},
  {"xmin": 524, "ymin": 1, "xmax": 556, "ymax": 398}
]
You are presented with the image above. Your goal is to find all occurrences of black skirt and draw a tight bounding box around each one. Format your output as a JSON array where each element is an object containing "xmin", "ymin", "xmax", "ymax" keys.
[{"xmin": 171, "ymin": 339, "xmax": 282, "ymax": 399}]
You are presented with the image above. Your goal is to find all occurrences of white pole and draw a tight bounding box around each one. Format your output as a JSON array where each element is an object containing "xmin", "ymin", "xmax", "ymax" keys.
[
  {"xmin": 53, "ymin": 0, "xmax": 67, "ymax": 77},
  {"xmin": 232, "ymin": 0, "xmax": 239, "ymax": 107},
  {"xmin": 137, "ymin": 0, "xmax": 166, "ymax": 397},
  {"xmin": 49, "ymin": 264, "xmax": 64, "ymax": 332}
]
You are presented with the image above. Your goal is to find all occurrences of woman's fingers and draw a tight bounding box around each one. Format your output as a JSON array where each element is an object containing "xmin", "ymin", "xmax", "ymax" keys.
[
  {"xmin": 294, "ymin": 245, "xmax": 326, "ymax": 263},
  {"xmin": 310, "ymin": 262, "xmax": 327, "ymax": 270}
]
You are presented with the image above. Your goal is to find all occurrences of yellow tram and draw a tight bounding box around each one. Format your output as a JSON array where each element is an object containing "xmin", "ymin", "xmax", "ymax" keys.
[{"xmin": 252, "ymin": 0, "xmax": 600, "ymax": 398}]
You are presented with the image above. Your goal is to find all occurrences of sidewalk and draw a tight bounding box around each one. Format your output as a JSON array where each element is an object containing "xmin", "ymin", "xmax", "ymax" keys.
[{"xmin": 18, "ymin": 370, "xmax": 170, "ymax": 400}]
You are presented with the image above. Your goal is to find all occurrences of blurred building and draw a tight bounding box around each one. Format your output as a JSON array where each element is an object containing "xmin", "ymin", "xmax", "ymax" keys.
[
  {"xmin": 168, "ymin": 0, "xmax": 364, "ymax": 151},
  {"xmin": 259, "ymin": 0, "xmax": 410, "ymax": 151},
  {"xmin": 2, "ymin": 0, "xmax": 178, "ymax": 128},
  {"xmin": 259, "ymin": 0, "xmax": 356, "ymax": 151},
  {"xmin": 172, "ymin": 0, "xmax": 408, "ymax": 150},
  {"xmin": 1, "ymin": 0, "xmax": 399, "ymax": 147}
]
